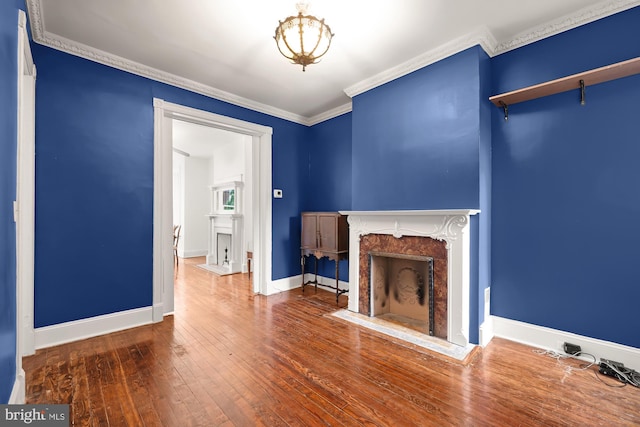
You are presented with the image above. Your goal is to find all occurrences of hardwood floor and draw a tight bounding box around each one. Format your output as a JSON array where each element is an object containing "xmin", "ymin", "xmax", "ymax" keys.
[{"xmin": 24, "ymin": 257, "xmax": 640, "ymax": 426}]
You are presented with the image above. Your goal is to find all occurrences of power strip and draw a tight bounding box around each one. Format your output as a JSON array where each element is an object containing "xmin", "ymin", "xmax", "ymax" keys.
[
  {"xmin": 599, "ymin": 359, "xmax": 625, "ymax": 381},
  {"xmin": 599, "ymin": 359, "xmax": 640, "ymax": 387}
]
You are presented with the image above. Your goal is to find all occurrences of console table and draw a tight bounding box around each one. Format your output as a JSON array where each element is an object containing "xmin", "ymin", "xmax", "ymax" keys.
[{"xmin": 300, "ymin": 212, "xmax": 349, "ymax": 304}]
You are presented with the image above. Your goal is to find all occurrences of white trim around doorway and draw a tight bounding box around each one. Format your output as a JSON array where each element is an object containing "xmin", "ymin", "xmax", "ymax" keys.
[
  {"xmin": 15, "ymin": 9, "xmax": 37, "ymax": 404},
  {"xmin": 152, "ymin": 99, "xmax": 273, "ymax": 321}
]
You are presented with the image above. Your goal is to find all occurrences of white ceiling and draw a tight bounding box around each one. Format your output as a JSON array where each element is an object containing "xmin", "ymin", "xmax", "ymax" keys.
[
  {"xmin": 26, "ymin": 0, "xmax": 640, "ymax": 125},
  {"xmin": 172, "ymin": 119, "xmax": 245, "ymax": 159}
]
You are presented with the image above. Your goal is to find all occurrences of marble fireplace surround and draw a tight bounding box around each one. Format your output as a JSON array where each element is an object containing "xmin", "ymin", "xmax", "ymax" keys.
[{"xmin": 339, "ymin": 210, "xmax": 479, "ymax": 348}]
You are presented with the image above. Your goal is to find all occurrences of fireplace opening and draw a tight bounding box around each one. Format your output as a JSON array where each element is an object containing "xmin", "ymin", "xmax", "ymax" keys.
[
  {"xmin": 359, "ymin": 233, "xmax": 448, "ymax": 340},
  {"xmin": 370, "ymin": 252, "xmax": 434, "ymax": 336},
  {"xmin": 216, "ymin": 233, "xmax": 231, "ymax": 265}
]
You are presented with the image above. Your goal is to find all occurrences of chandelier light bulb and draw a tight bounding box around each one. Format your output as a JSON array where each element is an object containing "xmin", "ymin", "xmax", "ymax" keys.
[{"xmin": 274, "ymin": 2, "xmax": 334, "ymax": 71}]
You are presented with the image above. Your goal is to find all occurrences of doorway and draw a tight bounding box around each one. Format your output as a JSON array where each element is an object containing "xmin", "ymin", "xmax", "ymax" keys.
[
  {"xmin": 171, "ymin": 120, "xmax": 252, "ymax": 274},
  {"xmin": 153, "ymin": 99, "xmax": 273, "ymax": 322}
]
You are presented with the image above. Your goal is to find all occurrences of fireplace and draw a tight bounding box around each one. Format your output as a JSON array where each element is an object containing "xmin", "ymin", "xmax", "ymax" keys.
[
  {"xmin": 340, "ymin": 210, "xmax": 479, "ymax": 347},
  {"xmin": 206, "ymin": 180, "xmax": 244, "ymax": 274},
  {"xmin": 216, "ymin": 233, "xmax": 232, "ymax": 265},
  {"xmin": 370, "ymin": 252, "xmax": 434, "ymax": 334},
  {"xmin": 367, "ymin": 239, "xmax": 447, "ymax": 339},
  {"xmin": 206, "ymin": 214, "xmax": 243, "ymax": 274}
]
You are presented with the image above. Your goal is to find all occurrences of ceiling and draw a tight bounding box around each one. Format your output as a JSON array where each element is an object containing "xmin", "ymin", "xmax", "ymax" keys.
[
  {"xmin": 172, "ymin": 119, "xmax": 246, "ymax": 159},
  {"xmin": 26, "ymin": 0, "xmax": 640, "ymax": 125}
]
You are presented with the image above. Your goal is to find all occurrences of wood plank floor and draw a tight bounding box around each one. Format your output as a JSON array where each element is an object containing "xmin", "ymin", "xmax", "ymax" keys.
[{"xmin": 24, "ymin": 257, "xmax": 640, "ymax": 426}]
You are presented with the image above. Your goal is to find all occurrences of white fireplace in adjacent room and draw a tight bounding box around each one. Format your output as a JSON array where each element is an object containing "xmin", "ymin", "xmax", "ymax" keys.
[
  {"xmin": 206, "ymin": 180, "xmax": 244, "ymax": 275},
  {"xmin": 339, "ymin": 210, "xmax": 479, "ymax": 348}
]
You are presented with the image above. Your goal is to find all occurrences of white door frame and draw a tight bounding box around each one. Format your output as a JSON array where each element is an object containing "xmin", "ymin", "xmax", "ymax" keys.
[
  {"xmin": 14, "ymin": 9, "xmax": 36, "ymax": 404},
  {"xmin": 152, "ymin": 99, "xmax": 273, "ymax": 321}
]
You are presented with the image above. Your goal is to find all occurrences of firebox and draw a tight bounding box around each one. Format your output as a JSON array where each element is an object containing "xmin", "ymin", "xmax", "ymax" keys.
[{"xmin": 370, "ymin": 252, "xmax": 434, "ymax": 336}]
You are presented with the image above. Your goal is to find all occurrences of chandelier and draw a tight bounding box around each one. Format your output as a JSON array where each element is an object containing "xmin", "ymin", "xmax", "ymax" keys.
[{"xmin": 274, "ymin": 2, "xmax": 334, "ymax": 71}]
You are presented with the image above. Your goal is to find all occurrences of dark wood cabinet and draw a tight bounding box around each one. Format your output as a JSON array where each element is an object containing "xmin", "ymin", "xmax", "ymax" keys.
[{"xmin": 300, "ymin": 212, "xmax": 348, "ymax": 303}]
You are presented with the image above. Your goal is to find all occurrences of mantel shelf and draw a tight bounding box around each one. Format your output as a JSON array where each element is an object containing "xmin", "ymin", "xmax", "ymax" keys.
[{"xmin": 489, "ymin": 56, "xmax": 640, "ymax": 109}]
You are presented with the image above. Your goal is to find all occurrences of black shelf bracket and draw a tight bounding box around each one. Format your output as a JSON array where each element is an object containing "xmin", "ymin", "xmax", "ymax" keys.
[
  {"xmin": 580, "ymin": 79, "xmax": 586, "ymax": 105},
  {"xmin": 499, "ymin": 101, "xmax": 509, "ymax": 121}
]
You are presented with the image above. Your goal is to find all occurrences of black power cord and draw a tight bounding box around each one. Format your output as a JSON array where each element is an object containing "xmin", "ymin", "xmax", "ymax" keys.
[
  {"xmin": 598, "ymin": 359, "xmax": 640, "ymax": 388},
  {"xmin": 534, "ymin": 348, "xmax": 640, "ymax": 389}
]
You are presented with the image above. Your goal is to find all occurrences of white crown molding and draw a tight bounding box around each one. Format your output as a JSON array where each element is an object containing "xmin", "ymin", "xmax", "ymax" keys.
[
  {"xmin": 344, "ymin": 27, "xmax": 498, "ymax": 98},
  {"xmin": 26, "ymin": 0, "xmax": 640, "ymax": 123},
  {"xmin": 345, "ymin": 0, "xmax": 640, "ymax": 98},
  {"xmin": 493, "ymin": 0, "xmax": 640, "ymax": 55},
  {"xmin": 25, "ymin": 0, "xmax": 308, "ymax": 126},
  {"xmin": 306, "ymin": 102, "xmax": 353, "ymax": 126}
]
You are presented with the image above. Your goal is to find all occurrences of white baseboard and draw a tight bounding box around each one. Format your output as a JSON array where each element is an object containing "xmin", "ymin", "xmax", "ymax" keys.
[
  {"xmin": 9, "ymin": 369, "xmax": 25, "ymax": 404},
  {"xmin": 479, "ymin": 316, "xmax": 494, "ymax": 347},
  {"xmin": 152, "ymin": 303, "xmax": 164, "ymax": 323},
  {"xmin": 34, "ymin": 306, "xmax": 154, "ymax": 350},
  {"xmin": 492, "ymin": 316, "xmax": 640, "ymax": 368},
  {"xmin": 305, "ymin": 273, "xmax": 349, "ymax": 292},
  {"xmin": 266, "ymin": 274, "xmax": 349, "ymax": 296},
  {"xmin": 181, "ymin": 249, "xmax": 208, "ymax": 258},
  {"xmin": 267, "ymin": 275, "xmax": 302, "ymax": 295}
]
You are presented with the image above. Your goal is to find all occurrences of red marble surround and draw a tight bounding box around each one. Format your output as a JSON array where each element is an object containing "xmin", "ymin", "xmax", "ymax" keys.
[{"xmin": 359, "ymin": 234, "xmax": 448, "ymax": 339}]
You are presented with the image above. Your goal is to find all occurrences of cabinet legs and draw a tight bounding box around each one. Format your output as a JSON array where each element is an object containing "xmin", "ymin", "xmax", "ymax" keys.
[
  {"xmin": 300, "ymin": 255, "xmax": 318, "ymax": 293},
  {"xmin": 301, "ymin": 253, "xmax": 347, "ymax": 305},
  {"xmin": 335, "ymin": 260, "xmax": 340, "ymax": 304}
]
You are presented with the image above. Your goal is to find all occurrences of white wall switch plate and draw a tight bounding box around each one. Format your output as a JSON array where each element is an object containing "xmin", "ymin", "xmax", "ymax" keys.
[{"xmin": 273, "ymin": 189, "xmax": 283, "ymax": 198}]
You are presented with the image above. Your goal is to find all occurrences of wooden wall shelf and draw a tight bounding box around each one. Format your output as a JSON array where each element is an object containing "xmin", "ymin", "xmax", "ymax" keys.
[{"xmin": 490, "ymin": 56, "xmax": 640, "ymax": 119}]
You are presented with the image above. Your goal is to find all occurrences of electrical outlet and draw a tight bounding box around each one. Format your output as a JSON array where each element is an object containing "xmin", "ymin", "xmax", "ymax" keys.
[{"xmin": 563, "ymin": 342, "xmax": 582, "ymax": 355}]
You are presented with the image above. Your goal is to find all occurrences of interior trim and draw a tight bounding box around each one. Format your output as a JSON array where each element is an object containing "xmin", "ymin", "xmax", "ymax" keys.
[
  {"xmin": 343, "ymin": 27, "xmax": 498, "ymax": 98},
  {"xmin": 9, "ymin": 370, "xmax": 25, "ymax": 404},
  {"xmin": 25, "ymin": 0, "xmax": 640, "ymax": 125},
  {"xmin": 493, "ymin": 0, "xmax": 640, "ymax": 55},
  {"xmin": 34, "ymin": 307, "xmax": 153, "ymax": 350},
  {"xmin": 25, "ymin": 0, "xmax": 308, "ymax": 125},
  {"xmin": 492, "ymin": 315, "xmax": 640, "ymax": 368},
  {"xmin": 153, "ymin": 99, "xmax": 273, "ymax": 316}
]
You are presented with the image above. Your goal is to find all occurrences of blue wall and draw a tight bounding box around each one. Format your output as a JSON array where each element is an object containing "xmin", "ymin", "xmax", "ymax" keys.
[
  {"xmin": 306, "ymin": 113, "xmax": 352, "ymax": 212},
  {"xmin": 350, "ymin": 46, "xmax": 491, "ymax": 343},
  {"xmin": 491, "ymin": 6, "xmax": 640, "ymax": 348},
  {"xmin": 477, "ymin": 49, "xmax": 492, "ymax": 343},
  {"xmin": 352, "ymin": 47, "xmax": 483, "ymax": 211},
  {"xmin": 21, "ymin": 4, "xmax": 640, "ymax": 355},
  {"xmin": 32, "ymin": 44, "xmax": 308, "ymax": 327},
  {"xmin": 303, "ymin": 113, "xmax": 352, "ymax": 281},
  {"xmin": 0, "ymin": 0, "xmax": 26, "ymax": 404}
]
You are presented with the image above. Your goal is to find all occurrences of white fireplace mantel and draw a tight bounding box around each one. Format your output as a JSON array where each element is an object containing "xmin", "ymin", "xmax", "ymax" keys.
[
  {"xmin": 339, "ymin": 209, "xmax": 479, "ymax": 347},
  {"xmin": 206, "ymin": 213, "xmax": 243, "ymax": 274}
]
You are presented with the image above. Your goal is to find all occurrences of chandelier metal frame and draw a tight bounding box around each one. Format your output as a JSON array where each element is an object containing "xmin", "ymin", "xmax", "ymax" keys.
[{"xmin": 274, "ymin": 3, "xmax": 334, "ymax": 71}]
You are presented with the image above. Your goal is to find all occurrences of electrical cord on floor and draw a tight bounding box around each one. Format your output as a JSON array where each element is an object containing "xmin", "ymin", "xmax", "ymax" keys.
[
  {"xmin": 533, "ymin": 349, "xmax": 596, "ymax": 371},
  {"xmin": 595, "ymin": 368, "xmax": 628, "ymax": 388},
  {"xmin": 597, "ymin": 359, "xmax": 640, "ymax": 388},
  {"xmin": 533, "ymin": 348, "xmax": 597, "ymax": 380},
  {"xmin": 534, "ymin": 349, "xmax": 640, "ymax": 389}
]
